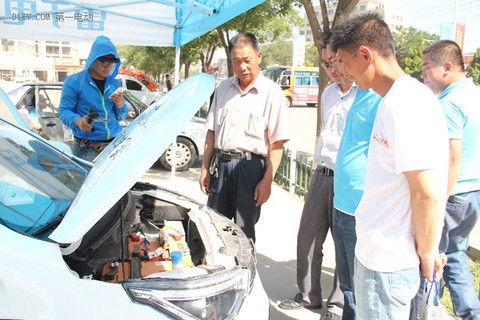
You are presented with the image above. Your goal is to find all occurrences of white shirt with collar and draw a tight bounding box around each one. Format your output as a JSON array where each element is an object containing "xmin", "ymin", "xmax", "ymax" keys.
[
  {"xmin": 314, "ymin": 82, "xmax": 357, "ymax": 169},
  {"xmin": 206, "ymin": 74, "xmax": 290, "ymax": 157}
]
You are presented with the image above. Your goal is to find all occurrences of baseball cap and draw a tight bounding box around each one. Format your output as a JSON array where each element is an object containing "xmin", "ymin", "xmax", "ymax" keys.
[{"xmin": 98, "ymin": 54, "xmax": 119, "ymax": 63}]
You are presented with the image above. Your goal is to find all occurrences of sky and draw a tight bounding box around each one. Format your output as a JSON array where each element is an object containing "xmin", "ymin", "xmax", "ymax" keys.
[{"xmin": 399, "ymin": 0, "xmax": 480, "ymax": 54}]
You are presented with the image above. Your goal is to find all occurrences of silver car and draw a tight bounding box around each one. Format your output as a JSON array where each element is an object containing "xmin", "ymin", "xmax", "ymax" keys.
[
  {"xmin": 7, "ymin": 82, "xmax": 207, "ymax": 171},
  {"xmin": 0, "ymin": 74, "xmax": 269, "ymax": 320}
]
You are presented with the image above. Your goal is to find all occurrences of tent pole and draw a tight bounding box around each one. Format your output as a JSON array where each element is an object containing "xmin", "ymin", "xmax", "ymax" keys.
[
  {"xmin": 170, "ymin": 45, "xmax": 181, "ymax": 177},
  {"xmin": 174, "ymin": 46, "xmax": 180, "ymax": 86}
]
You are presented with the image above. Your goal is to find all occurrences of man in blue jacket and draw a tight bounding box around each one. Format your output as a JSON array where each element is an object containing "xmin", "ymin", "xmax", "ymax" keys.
[{"xmin": 59, "ymin": 35, "xmax": 128, "ymax": 161}]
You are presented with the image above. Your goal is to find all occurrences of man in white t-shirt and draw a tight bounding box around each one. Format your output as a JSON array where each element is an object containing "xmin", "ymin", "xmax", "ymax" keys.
[{"xmin": 330, "ymin": 13, "xmax": 449, "ymax": 319}]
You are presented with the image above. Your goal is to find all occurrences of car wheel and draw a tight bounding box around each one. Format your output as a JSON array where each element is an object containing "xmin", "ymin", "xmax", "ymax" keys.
[
  {"xmin": 159, "ymin": 137, "xmax": 196, "ymax": 171},
  {"xmin": 285, "ymin": 97, "xmax": 293, "ymax": 108},
  {"xmin": 306, "ymin": 102, "xmax": 317, "ymax": 107}
]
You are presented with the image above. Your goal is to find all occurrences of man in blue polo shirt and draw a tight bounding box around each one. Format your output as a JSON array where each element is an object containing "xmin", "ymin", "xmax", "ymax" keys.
[{"xmin": 418, "ymin": 39, "xmax": 480, "ymax": 320}]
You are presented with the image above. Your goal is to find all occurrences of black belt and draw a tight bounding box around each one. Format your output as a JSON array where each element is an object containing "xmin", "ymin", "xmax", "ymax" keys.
[
  {"xmin": 217, "ymin": 150, "xmax": 264, "ymax": 161},
  {"xmin": 317, "ymin": 166, "xmax": 334, "ymax": 176},
  {"xmin": 74, "ymin": 137, "xmax": 114, "ymax": 154}
]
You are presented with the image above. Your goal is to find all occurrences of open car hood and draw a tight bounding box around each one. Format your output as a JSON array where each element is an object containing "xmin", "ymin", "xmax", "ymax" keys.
[{"xmin": 49, "ymin": 73, "xmax": 214, "ymax": 244}]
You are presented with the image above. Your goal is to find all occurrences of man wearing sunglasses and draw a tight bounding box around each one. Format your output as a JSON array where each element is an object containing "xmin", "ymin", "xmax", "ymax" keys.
[{"xmin": 60, "ymin": 35, "xmax": 127, "ymax": 161}]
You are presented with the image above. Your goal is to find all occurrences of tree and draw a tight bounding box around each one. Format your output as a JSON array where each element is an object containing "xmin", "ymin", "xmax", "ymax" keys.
[
  {"xmin": 180, "ymin": 40, "xmax": 203, "ymax": 79},
  {"xmin": 118, "ymin": 30, "xmax": 221, "ymax": 83},
  {"xmin": 305, "ymin": 43, "xmax": 319, "ymax": 67},
  {"xmin": 216, "ymin": 0, "xmax": 303, "ymax": 76},
  {"xmin": 184, "ymin": 30, "xmax": 222, "ymax": 75},
  {"xmin": 300, "ymin": 0, "xmax": 359, "ymax": 137},
  {"xmin": 467, "ymin": 48, "xmax": 480, "ymax": 85},
  {"xmin": 393, "ymin": 26, "xmax": 439, "ymax": 80},
  {"xmin": 117, "ymin": 45, "xmax": 175, "ymax": 82},
  {"xmin": 260, "ymin": 40, "xmax": 293, "ymax": 68}
]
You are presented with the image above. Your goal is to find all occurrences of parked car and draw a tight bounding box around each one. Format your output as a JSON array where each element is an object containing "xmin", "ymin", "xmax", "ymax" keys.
[
  {"xmin": 118, "ymin": 67, "xmax": 160, "ymax": 92},
  {"xmin": 0, "ymin": 74, "xmax": 269, "ymax": 320},
  {"xmin": 7, "ymin": 81, "xmax": 207, "ymax": 171},
  {"xmin": 116, "ymin": 74, "xmax": 163, "ymax": 106}
]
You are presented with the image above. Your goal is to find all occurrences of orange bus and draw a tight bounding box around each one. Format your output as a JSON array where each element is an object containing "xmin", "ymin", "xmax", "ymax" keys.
[{"xmin": 264, "ymin": 66, "xmax": 319, "ymax": 107}]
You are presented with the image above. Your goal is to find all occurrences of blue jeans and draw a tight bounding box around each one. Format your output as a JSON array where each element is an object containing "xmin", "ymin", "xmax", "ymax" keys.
[
  {"xmin": 73, "ymin": 139, "xmax": 99, "ymax": 162},
  {"xmin": 333, "ymin": 208, "xmax": 356, "ymax": 319},
  {"xmin": 354, "ymin": 258, "xmax": 419, "ymax": 320},
  {"xmin": 441, "ymin": 190, "xmax": 480, "ymax": 319},
  {"xmin": 410, "ymin": 190, "xmax": 480, "ymax": 320}
]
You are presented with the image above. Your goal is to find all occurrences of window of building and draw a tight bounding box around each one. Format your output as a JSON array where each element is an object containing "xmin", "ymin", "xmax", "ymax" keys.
[
  {"xmin": 46, "ymin": 46, "xmax": 60, "ymax": 56},
  {"xmin": 62, "ymin": 47, "xmax": 71, "ymax": 55},
  {"xmin": 1, "ymin": 39, "xmax": 15, "ymax": 52}
]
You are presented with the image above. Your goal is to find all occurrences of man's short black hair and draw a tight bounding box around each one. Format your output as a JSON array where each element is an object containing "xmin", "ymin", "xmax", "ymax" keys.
[
  {"xmin": 320, "ymin": 31, "xmax": 332, "ymax": 50},
  {"xmin": 330, "ymin": 12, "xmax": 395, "ymax": 58},
  {"xmin": 228, "ymin": 33, "xmax": 260, "ymax": 54},
  {"xmin": 423, "ymin": 40, "xmax": 465, "ymax": 71}
]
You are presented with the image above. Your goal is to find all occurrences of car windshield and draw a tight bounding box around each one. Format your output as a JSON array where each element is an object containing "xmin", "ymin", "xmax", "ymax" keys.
[{"xmin": 0, "ymin": 120, "xmax": 88, "ymax": 239}]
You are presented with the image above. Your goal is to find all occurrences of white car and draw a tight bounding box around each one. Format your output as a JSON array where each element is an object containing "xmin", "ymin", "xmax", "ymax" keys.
[
  {"xmin": 116, "ymin": 74, "xmax": 163, "ymax": 106},
  {"xmin": 0, "ymin": 74, "xmax": 269, "ymax": 320}
]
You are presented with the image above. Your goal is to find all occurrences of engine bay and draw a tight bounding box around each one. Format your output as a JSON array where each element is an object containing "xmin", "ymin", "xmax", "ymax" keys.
[{"xmin": 64, "ymin": 183, "xmax": 213, "ymax": 281}]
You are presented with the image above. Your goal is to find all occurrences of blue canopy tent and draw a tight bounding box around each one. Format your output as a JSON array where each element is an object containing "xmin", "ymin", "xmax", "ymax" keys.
[{"xmin": 1, "ymin": 0, "xmax": 265, "ymax": 82}]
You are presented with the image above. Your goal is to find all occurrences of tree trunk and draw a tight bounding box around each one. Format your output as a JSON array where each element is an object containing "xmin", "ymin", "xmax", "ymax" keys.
[
  {"xmin": 301, "ymin": 0, "xmax": 359, "ymax": 137},
  {"xmin": 183, "ymin": 61, "xmax": 191, "ymax": 79},
  {"xmin": 216, "ymin": 27, "xmax": 234, "ymax": 77},
  {"xmin": 301, "ymin": 0, "xmax": 329, "ymax": 137}
]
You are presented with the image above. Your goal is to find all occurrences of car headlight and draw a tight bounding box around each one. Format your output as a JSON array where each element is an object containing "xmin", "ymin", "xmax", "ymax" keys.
[{"xmin": 123, "ymin": 267, "xmax": 250, "ymax": 319}]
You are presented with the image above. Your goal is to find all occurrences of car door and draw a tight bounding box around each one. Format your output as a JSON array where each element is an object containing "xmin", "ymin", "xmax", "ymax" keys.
[
  {"xmin": 35, "ymin": 86, "xmax": 73, "ymax": 145},
  {"xmin": 124, "ymin": 77, "xmax": 155, "ymax": 105}
]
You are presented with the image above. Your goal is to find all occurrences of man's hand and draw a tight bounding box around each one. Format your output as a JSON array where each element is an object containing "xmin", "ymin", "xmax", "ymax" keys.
[
  {"xmin": 75, "ymin": 115, "xmax": 93, "ymax": 131},
  {"xmin": 109, "ymin": 88, "xmax": 125, "ymax": 108},
  {"xmin": 199, "ymin": 169, "xmax": 211, "ymax": 195},
  {"xmin": 199, "ymin": 130, "xmax": 216, "ymax": 195},
  {"xmin": 254, "ymin": 178, "xmax": 272, "ymax": 207},
  {"xmin": 420, "ymin": 252, "xmax": 447, "ymax": 282},
  {"xmin": 253, "ymin": 140, "xmax": 285, "ymax": 207}
]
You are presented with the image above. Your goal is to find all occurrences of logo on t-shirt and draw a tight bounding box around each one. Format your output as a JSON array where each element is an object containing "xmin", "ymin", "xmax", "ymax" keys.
[{"xmin": 372, "ymin": 133, "xmax": 390, "ymax": 149}]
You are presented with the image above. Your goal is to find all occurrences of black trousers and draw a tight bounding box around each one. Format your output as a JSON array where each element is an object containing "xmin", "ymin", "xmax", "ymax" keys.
[{"xmin": 207, "ymin": 156, "xmax": 266, "ymax": 242}]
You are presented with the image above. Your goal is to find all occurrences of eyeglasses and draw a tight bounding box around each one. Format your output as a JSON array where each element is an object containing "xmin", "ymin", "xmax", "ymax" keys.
[
  {"xmin": 320, "ymin": 60, "xmax": 333, "ymax": 69},
  {"xmin": 98, "ymin": 60, "xmax": 116, "ymax": 68}
]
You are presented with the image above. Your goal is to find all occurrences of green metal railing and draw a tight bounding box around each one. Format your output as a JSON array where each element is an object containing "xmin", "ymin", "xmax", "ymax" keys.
[{"xmin": 275, "ymin": 148, "xmax": 315, "ymax": 200}]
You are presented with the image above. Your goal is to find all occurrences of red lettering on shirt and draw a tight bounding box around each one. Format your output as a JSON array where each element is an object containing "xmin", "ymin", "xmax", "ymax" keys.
[{"xmin": 372, "ymin": 133, "xmax": 390, "ymax": 148}]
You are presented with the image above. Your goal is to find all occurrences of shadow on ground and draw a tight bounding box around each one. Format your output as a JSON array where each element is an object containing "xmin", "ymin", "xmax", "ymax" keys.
[{"xmin": 257, "ymin": 253, "xmax": 334, "ymax": 320}]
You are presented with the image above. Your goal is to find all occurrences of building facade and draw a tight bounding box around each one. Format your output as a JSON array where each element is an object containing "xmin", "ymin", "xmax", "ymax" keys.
[
  {"xmin": 0, "ymin": 39, "xmax": 80, "ymax": 82},
  {"xmin": 297, "ymin": 0, "xmax": 409, "ymax": 43}
]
